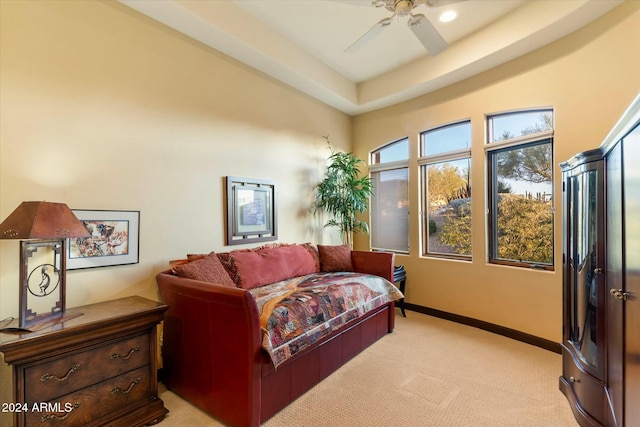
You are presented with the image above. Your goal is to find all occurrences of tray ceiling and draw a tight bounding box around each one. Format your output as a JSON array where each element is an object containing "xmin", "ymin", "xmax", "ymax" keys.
[{"xmin": 120, "ymin": 0, "xmax": 623, "ymax": 115}]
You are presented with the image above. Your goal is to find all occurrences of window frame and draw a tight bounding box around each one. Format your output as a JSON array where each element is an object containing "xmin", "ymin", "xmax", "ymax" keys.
[
  {"xmin": 485, "ymin": 109, "xmax": 555, "ymax": 270},
  {"xmin": 419, "ymin": 120, "xmax": 472, "ymax": 260},
  {"xmin": 369, "ymin": 138, "xmax": 410, "ymax": 254},
  {"xmin": 487, "ymin": 108, "xmax": 554, "ymax": 144}
]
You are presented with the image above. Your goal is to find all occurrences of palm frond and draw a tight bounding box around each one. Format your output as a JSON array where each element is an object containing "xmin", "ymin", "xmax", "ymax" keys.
[{"xmin": 314, "ymin": 137, "xmax": 375, "ymax": 246}]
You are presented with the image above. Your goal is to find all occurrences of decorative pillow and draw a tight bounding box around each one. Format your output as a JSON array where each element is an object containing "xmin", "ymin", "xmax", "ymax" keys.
[
  {"xmin": 255, "ymin": 242, "xmax": 295, "ymax": 250},
  {"xmin": 231, "ymin": 245, "xmax": 318, "ymax": 290},
  {"xmin": 169, "ymin": 259, "xmax": 189, "ymax": 269},
  {"xmin": 187, "ymin": 253, "xmax": 208, "ymax": 261},
  {"xmin": 216, "ymin": 251, "xmax": 244, "ymax": 286},
  {"xmin": 173, "ymin": 252, "xmax": 236, "ymax": 287},
  {"xmin": 301, "ymin": 242, "xmax": 321, "ymax": 273},
  {"xmin": 317, "ymin": 244, "xmax": 354, "ymax": 272}
]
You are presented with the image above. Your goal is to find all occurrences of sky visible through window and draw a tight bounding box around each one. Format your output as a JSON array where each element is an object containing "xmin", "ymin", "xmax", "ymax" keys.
[
  {"xmin": 422, "ymin": 122, "xmax": 470, "ymax": 157},
  {"xmin": 375, "ymin": 113, "xmax": 551, "ymax": 194},
  {"xmin": 375, "ymin": 139, "xmax": 408, "ymax": 164},
  {"xmin": 490, "ymin": 110, "xmax": 552, "ymax": 142}
]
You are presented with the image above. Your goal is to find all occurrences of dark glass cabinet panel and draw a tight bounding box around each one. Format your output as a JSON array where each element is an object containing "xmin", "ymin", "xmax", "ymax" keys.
[{"xmin": 563, "ymin": 156, "xmax": 605, "ymax": 379}]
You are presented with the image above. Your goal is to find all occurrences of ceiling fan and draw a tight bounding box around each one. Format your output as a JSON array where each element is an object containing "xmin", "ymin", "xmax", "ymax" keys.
[{"xmin": 344, "ymin": 0, "xmax": 464, "ymax": 56}]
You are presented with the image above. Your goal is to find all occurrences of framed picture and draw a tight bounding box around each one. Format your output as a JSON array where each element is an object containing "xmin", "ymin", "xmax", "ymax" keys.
[
  {"xmin": 226, "ymin": 176, "xmax": 277, "ymax": 245},
  {"xmin": 67, "ymin": 209, "xmax": 140, "ymax": 269}
]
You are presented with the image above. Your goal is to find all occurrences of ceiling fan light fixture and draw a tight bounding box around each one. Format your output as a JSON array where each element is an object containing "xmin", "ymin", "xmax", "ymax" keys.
[
  {"xmin": 439, "ymin": 10, "xmax": 457, "ymax": 23},
  {"xmin": 395, "ymin": 0, "xmax": 414, "ymax": 16}
]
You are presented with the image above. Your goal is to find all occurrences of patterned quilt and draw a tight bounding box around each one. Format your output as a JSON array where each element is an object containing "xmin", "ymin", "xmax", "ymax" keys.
[{"xmin": 249, "ymin": 272, "xmax": 403, "ymax": 368}]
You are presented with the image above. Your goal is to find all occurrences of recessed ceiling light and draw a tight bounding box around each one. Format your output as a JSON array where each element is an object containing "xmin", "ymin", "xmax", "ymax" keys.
[{"xmin": 439, "ymin": 10, "xmax": 457, "ymax": 23}]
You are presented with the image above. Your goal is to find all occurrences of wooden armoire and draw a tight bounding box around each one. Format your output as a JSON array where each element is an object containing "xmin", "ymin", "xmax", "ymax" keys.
[{"xmin": 560, "ymin": 94, "xmax": 640, "ymax": 427}]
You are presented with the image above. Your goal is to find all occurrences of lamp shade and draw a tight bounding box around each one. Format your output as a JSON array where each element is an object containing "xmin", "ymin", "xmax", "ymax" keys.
[{"xmin": 0, "ymin": 201, "xmax": 91, "ymax": 239}]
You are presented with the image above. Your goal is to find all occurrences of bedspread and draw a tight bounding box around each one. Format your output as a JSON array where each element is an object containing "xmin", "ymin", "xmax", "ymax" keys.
[{"xmin": 249, "ymin": 272, "xmax": 403, "ymax": 367}]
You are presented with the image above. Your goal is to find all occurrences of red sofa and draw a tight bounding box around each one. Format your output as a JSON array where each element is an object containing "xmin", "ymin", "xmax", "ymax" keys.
[{"xmin": 156, "ymin": 246, "xmax": 397, "ymax": 427}]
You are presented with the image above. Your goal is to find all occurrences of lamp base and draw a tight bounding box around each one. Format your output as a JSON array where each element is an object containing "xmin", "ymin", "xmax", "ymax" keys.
[{"xmin": 0, "ymin": 311, "xmax": 83, "ymax": 333}]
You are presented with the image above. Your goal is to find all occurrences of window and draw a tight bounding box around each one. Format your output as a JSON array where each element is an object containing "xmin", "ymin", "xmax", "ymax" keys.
[
  {"xmin": 486, "ymin": 109, "xmax": 554, "ymax": 269},
  {"xmin": 419, "ymin": 121, "xmax": 471, "ymax": 259},
  {"xmin": 370, "ymin": 138, "xmax": 409, "ymax": 253}
]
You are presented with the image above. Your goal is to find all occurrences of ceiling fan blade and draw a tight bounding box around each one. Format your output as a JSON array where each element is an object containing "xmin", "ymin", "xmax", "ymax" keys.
[
  {"xmin": 345, "ymin": 16, "xmax": 393, "ymax": 53},
  {"xmin": 407, "ymin": 13, "xmax": 447, "ymax": 56},
  {"xmin": 330, "ymin": 0, "xmax": 378, "ymax": 6},
  {"xmin": 415, "ymin": 0, "xmax": 466, "ymax": 7}
]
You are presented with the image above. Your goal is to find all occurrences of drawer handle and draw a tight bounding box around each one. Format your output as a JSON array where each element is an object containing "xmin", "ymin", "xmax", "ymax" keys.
[
  {"xmin": 111, "ymin": 377, "xmax": 142, "ymax": 395},
  {"xmin": 41, "ymin": 402, "xmax": 80, "ymax": 423},
  {"xmin": 610, "ymin": 288, "xmax": 629, "ymax": 301},
  {"xmin": 40, "ymin": 364, "xmax": 80, "ymax": 383},
  {"xmin": 111, "ymin": 346, "xmax": 140, "ymax": 360}
]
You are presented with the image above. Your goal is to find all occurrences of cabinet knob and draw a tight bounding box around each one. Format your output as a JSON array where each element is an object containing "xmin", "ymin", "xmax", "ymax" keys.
[
  {"xmin": 609, "ymin": 288, "xmax": 628, "ymax": 301},
  {"xmin": 569, "ymin": 376, "xmax": 580, "ymax": 383}
]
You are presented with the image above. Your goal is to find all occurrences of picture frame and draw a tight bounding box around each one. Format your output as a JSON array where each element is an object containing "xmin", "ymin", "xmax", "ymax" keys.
[
  {"xmin": 226, "ymin": 176, "xmax": 277, "ymax": 245},
  {"xmin": 67, "ymin": 209, "xmax": 140, "ymax": 269}
]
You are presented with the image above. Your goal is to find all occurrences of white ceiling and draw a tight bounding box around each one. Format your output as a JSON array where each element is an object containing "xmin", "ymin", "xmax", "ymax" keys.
[{"xmin": 119, "ymin": 0, "xmax": 624, "ymax": 115}]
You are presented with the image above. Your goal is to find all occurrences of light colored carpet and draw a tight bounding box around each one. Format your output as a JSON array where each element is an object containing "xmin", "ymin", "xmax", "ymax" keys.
[{"xmin": 156, "ymin": 310, "xmax": 579, "ymax": 427}]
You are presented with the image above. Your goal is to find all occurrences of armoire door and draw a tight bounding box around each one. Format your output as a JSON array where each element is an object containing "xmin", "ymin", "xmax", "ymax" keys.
[
  {"xmin": 566, "ymin": 158, "xmax": 606, "ymax": 381},
  {"xmin": 605, "ymin": 140, "xmax": 623, "ymax": 427},
  {"xmin": 623, "ymin": 123, "xmax": 640, "ymax": 426}
]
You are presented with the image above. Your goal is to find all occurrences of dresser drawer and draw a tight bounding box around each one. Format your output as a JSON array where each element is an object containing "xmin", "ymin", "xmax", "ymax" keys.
[
  {"xmin": 25, "ymin": 334, "xmax": 150, "ymax": 402},
  {"xmin": 563, "ymin": 354, "xmax": 605, "ymax": 422},
  {"xmin": 25, "ymin": 366, "xmax": 152, "ymax": 427}
]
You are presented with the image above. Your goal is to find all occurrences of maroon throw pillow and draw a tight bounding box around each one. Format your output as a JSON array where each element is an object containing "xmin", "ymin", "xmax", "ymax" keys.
[
  {"xmin": 231, "ymin": 245, "xmax": 317, "ymax": 289},
  {"xmin": 317, "ymin": 244, "xmax": 353, "ymax": 272},
  {"xmin": 173, "ymin": 252, "xmax": 236, "ymax": 287}
]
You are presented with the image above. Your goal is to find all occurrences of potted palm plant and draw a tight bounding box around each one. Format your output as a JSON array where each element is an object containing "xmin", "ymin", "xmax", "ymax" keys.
[{"xmin": 315, "ymin": 137, "xmax": 374, "ymax": 248}]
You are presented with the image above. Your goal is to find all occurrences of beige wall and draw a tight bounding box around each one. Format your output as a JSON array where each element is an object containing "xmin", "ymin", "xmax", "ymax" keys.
[
  {"xmin": 0, "ymin": 0, "xmax": 350, "ymax": 320},
  {"xmin": 352, "ymin": 1, "xmax": 640, "ymax": 342},
  {"xmin": 1, "ymin": 0, "xmax": 639, "ymax": 349}
]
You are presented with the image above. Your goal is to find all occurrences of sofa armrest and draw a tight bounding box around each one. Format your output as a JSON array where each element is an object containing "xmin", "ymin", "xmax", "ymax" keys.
[
  {"xmin": 351, "ymin": 250, "xmax": 395, "ymax": 283},
  {"xmin": 156, "ymin": 271, "xmax": 262, "ymax": 427}
]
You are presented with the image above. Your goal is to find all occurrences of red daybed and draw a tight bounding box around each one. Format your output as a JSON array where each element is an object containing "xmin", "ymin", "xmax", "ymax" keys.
[{"xmin": 156, "ymin": 247, "xmax": 398, "ymax": 427}]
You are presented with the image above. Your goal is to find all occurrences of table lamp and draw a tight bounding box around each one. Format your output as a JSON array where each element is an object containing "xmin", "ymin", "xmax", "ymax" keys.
[{"xmin": 0, "ymin": 201, "xmax": 90, "ymax": 331}]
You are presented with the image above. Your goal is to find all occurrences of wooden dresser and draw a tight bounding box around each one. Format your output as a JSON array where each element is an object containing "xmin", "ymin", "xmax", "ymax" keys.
[{"xmin": 0, "ymin": 296, "xmax": 169, "ymax": 427}]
